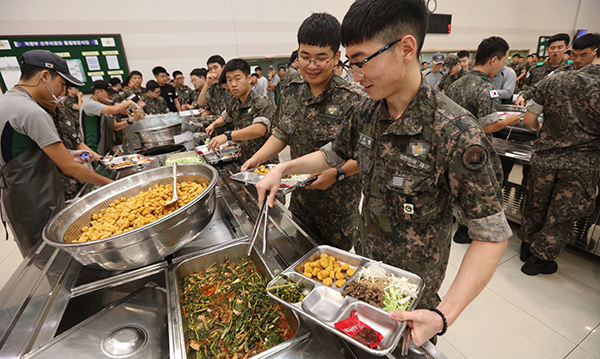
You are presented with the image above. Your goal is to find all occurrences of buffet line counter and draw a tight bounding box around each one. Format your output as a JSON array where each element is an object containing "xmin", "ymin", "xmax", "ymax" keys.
[{"xmin": 0, "ymin": 162, "xmax": 447, "ymax": 359}]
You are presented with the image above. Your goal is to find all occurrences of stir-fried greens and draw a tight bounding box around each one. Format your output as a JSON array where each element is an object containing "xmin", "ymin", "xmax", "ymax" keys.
[
  {"xmin": 182, "ymin": 257, "xmax": 293, "ymax": 359},
  {"xmin": 266, "ymin": 275, "xmax": 306, "ymax": 303}
]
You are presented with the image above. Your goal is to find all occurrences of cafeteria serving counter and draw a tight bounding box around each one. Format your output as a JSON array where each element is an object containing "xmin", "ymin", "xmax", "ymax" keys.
[{"xmin": 0, "ymin": 163, "xmax": 447, "ymax": 359}]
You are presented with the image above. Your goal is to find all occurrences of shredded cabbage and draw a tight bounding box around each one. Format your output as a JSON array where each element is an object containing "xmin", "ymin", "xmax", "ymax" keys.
[{"xmin": 357, "ymin": 262, "xmax": 419, "ymax": 312}]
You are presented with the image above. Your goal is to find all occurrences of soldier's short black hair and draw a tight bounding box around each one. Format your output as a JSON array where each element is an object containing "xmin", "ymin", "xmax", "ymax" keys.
[
  {"xmin": 474, "ymin": 36, "xmax": 509, "ymax": 66},
  {"xmin": 548, "ymin": 33, "xmax": 570, "ymax": 47},
  {"xmin": 19, "ymin": 63, "xmax": 57, "ymax": 81},
  {"xmin": 152, "ymin": 66, "xmax": 167, "ymax": 76},
  {"xmin": 511, "ymin": 53, "xmax": 521, "ymax": 58},
  {"xmin": 289, "ymin": 50, "xmax": 298, "ymax": 65},
  {"xmin": 297, "ymin": 13, "xmax": 341, "ymax": 54},
  {"xmin": 573, "ymin": 33, "xmax": 600, "ymax": 52},
  {"xmin": 172, "ymin": 70, "xmax": 183, "ymax": 78},
  {"xmin": 457, "ymin": 50, "xmax": 470, "ymax": 59},
  {"xmin": 421, "ymin": 61, "xmax": 427, "ymax": 65},
  {"xmin": 564, "ymin": 49, "xmax": 572, "ymax": 56},
  {"xmin": 250, "ymin": 73, "xmax": 258, "ymax": 78},
  {"xmin": 223, "ymin": 58, "xmax": 251, "ymax": 77},
  {"xmin": 130, "ymin": 70, "xmax": 142, "ymax": 78},
  {"xmin": 190, "ymin": 68, "xmax": 207, "ymax": 78},
  {"xmin": 123, "ymin": 76, "xmax": 131, "ymax": 86},
  {"xmin": 341, "ymin": 0, "xmax": 428, "ymax": 56},
  {"xmin": 255, "ymin": 66, "xmax": 262, "ymax": 72},
  {"xmin": 207, "ymin": 55, "xmax": 225, "ymax": 67},
  {"xmin": 219, "ymin": 70, "xmax": 227, "ymax": 85},
  {"xmin": 526, "ymin": 54, "xmax": 533, "ymax": 59},
  {"xmin": 279, "ymin": 66, "xmax": 286, "ymax": 71},
  {"xmin": 146, "ymin": 80, "xmax": 160, "ymax": 92},
  {"xmin": 109, "ymin": 77, "xmax": 121, "ymax": 86}
]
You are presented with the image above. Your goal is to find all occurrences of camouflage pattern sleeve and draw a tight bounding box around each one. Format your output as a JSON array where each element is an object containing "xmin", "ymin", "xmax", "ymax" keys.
[
  {"xmin": 526, "ymin": 76, "xmax": 552, "ymax": 115},
  {"xmin": 271, "ymin": 89, "xmax": 290, "ymax": 145},
  {"xmin": 447, "ymin": 122, "xmax": 512, "ymax": 242},
  {"xmin": 321, "ymin": 100, "xmax": 364, "ymax": 167},
  {"xmin": 251, "ymin": 96, "xmax": 274, "ymax": 131},
  {"xmin": 475, "ymin": 89, "xmax": 501, "ymax": 127}
]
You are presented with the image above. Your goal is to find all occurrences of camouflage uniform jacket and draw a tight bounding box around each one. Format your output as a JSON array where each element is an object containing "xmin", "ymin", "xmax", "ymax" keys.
[
  {"xmin": 175, "ymin": 84, "xmax": 194, "ymax": 105},
  {"xmin": 435, "ymin": 67, "xmax": 467, "ymax": 93},
  {"xmin": 51, "ymin": 104, "xmax": 82, "ymax": 199},
  {"xmin": 521, "ymin": 59, "xmax": 569, "ymax": 100},
  {"xmin": 140, "ymin": 93, "xmax": 169, "ymax": 115},
  {"xmin": 510, "ymin": 62, "xmax": 526, "ymax": 77},
  {"xmin": 57, "ymin": 96, "xmax": 82, "ymax": 150},
  {"xmin": 321, "ymin": 81, "xmax": 512, "ymax": 308},
  {"xmin": 526, "ymin": 63, "xmax": 600, "ymax": 170},
  {"xmin": 206, "ymin": 83, "xmax": 234, "ymax": 117},
  {"xmin": 122, "ymin": 86, "xmax": 146, "ymax": 99},
  {"xmin": 189, "ymin": 88, "xmax": 202, "ymax": 108},
  {"xmin": 223, "ymin": 90, "xmax": 274, "ymax": 164},
  {"xmin": 446, "ymin": 70, "xmax": 501, "ymax": 129},
  {"xmin": 280, "ymin": 66, "xmax": 302, "ymax": 90},
  {"xmin": 273, "ymin": 74, "xmax": 367, "ymax": 238}
]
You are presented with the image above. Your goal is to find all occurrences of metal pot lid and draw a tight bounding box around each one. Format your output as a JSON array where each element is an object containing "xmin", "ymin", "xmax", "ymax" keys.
[{"xmin": 135, "ymin": 144, "xmax": 185, "ymax": 156}]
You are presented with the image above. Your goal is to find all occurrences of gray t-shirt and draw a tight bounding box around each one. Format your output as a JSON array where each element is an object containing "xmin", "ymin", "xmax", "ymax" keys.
[
  {"xmin": 80, "ymin": 98, "xmax": 110, "ymax": 154},
  {"xmin": 0, "ymin": 90, "xmax": 61, "ymax": 167},
  {"xmin": 490, "ymin": 66, "xmax": 517, "ymax": 100},
  {"xmin": 267, "ymin": 75, "xmax": 280, "ymax": 105},
  {"xmin": 253, "ymin": 76, "xmax": 268, "ymax": 97},
  {"xmin": 422, "ymin": 69, "xmax": 444, "ymax": 88}
]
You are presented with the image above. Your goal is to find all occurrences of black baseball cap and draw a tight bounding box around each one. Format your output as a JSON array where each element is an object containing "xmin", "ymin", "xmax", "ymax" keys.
[
  {"xmin": 20, "ymin": 49, "xmax": 84, "ymax": 87},
  {"xmin": 92, "ymin": 80, "xmax": 118, "ymax": 94}
]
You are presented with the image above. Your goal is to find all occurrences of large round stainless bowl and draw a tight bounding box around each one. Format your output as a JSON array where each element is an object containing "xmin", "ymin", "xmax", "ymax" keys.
[
  {"xmin": 135, "ymin": 123, "xmax": 182, "ymax": 148},
  {"xmin": 42, "ymin": 163, "xmax": 218, "ymax": 271}
]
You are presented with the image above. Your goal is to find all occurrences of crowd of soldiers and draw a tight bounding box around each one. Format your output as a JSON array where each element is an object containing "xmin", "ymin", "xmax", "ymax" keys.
[{"xmin": 46, "ymin": 1, "xmax": 600, "ymax": 347}]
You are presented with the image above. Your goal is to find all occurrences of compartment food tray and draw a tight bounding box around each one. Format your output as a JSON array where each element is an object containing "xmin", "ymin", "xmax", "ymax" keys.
[
  {"xmin": 265, "ymin": 245, "xmax": 425, "ymax": 356},
  {"xmin": 100, "ymin": 154, "xmax": 152, "ymax": 170},
  {"xmin": 230, "ymin": 165, "xmax": 317, "ymax": 195},
  {"xmin": 196, "ymin": 143, "xmax": 239, "ymax": 164}
]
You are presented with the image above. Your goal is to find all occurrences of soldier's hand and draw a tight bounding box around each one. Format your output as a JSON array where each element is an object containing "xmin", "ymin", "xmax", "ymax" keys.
[
  {"xmin": 256, "ymin": 167, "xmax": 283, "ymax": 208},
  {"xmin": 515, "ymin": 96, "xmax": 526, "ymax": 106},
  {"xmin": 207, "ymin": 73, "xmax": 218, "ymax": 85},
  {"xmin": 304, "ymin": 168, "xmax": 337, "ymax": 190},
  {"xmin": 506, "ymin": 113, "xmax": 521, "ymax": 126},
  {"xmin": 207, "ymin": 134, "xmax": 226, "ymax": 152},
  {"xmin": 241, "ymin": 157, "xmax": 261, "ymax": 172},
  {"xmin": 77, "ymin": 91, "xmax": 83, "ymax": 98},
  {"xmin": 205, "ymin": 123, "xmax": 215, "ymax": 137},
  {"xmin": 389, "ymin": 309, "xmax": 445, "ymax": 347}
]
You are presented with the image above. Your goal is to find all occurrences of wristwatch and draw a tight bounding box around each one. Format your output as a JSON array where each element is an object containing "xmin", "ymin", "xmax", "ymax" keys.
[
  {"xmin": 336, "ymin": 168, "xmax": 346, "ymax": 181},
  {"xmin": 126, "ymin": 119, "xmax": 132, "ymax": 125},
  {"xmin": 225, "ymin": 131, "xmax": 232, "ymax": 141}
]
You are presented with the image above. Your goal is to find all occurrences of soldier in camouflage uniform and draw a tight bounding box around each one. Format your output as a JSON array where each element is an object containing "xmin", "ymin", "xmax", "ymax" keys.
[
  {"xmin": 173, "ymin": 70, "xmax": 194, "ymax": 107},
  {"xmin": 517, "ymin": 34, "xmax": 571, "ymax": 104},
  {"xmin": 122, "ymin": 70, "xmax": 146, "ymax": 99},
  {"xmin": 446, "ymin": 37, "xmax": 521, "ymax": 243},
  {"xmin": 55, "ymin": 86, "xmax": 84, "ymax": 199},
  {"xmin": 519, "ymin": 54, "xmax": 600, "ymax": 276},
  {"xmin": 280, "ymin": 51, "xmax": 303, "ymax": 90},
  {"xmin": 243, "ymin": 13, "xmax": 366, "ymax": 251},
  {"xmin": 196, "ymin": 55, "xmax": 235, "ymax": 136},
  {"xmin": 435, "ymin": 54, "xmax": 466, "ymax": 93},
  {"xmin": 206, "ymin": 59, "xmax": 276, "ymax": 164},
  {"xmin": 257, "ymin": 2, "xmax": 511, "ymax": 342},
  {"xmin": 140, "ymin": 80, "xmax": 169, "ymax": 115}
]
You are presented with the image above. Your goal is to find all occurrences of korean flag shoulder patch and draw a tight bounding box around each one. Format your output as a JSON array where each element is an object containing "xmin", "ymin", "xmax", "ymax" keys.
[{"xmin": 489, "ymin": 90, "xmax": 499, "ymax": 99}]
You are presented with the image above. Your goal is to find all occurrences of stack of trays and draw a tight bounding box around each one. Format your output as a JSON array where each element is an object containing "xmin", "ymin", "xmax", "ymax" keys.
[
  {"xmin": 266, "ymin": 246, "xmax": 425, "ymax": 356},
  {"xmin": 230, "ymin": 165, "xmax": 316, "ymax": 195}
]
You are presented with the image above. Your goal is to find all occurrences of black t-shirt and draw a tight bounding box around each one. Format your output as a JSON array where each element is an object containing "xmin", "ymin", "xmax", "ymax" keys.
[{"xmin": 160, "ymin": 84, "xmax": 178, "ymax": 112}]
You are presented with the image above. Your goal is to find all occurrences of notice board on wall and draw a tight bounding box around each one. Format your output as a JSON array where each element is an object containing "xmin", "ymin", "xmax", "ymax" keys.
[{"xmin": 0, "ymin": 34, "xmax": 129, "ymax": 93}]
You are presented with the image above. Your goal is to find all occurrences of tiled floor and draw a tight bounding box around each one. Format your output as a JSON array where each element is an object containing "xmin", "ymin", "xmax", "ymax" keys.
[{"xmin": 0, "ymin": 158, "xmax": 599, "ymax": 358}]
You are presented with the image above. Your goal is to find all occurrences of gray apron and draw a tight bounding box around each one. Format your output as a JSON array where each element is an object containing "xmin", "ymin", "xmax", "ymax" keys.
[
  {"xmin": 0, "ymin": 87, "xmax": 65, "ymax": 256},
  {"xmin": 99, "ymin": 113, "xmax": 115, "ymax": 155}
]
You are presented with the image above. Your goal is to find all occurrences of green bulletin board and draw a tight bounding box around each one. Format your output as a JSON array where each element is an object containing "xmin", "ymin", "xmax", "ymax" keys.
[
  {"xmin": 0, "ymin": 34, "xmax": 129, "ymax": 93},
  {"xmin": 536, "ymin": 36, "xmax": 550, "ymax": 58}
]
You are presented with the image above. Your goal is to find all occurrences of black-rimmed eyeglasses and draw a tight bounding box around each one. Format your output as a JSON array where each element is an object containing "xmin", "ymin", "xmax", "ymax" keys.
[{"xmin": 347, "ymin": 39, "xmax": 401, "ymax": 77}]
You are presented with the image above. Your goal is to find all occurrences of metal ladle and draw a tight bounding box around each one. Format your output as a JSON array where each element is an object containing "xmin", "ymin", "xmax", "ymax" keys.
[{"xmin": 163, "ymin": 163, "xmax": 178, "ymax": 207}]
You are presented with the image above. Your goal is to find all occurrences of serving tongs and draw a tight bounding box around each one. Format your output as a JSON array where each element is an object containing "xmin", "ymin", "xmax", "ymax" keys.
[
  {"xmin": 163, "ymin": 163, "xmax": 178, "ymax": 207},
  {"xmin": 247, "ymin": 190, "xmax": 270, "ymax": 256}
]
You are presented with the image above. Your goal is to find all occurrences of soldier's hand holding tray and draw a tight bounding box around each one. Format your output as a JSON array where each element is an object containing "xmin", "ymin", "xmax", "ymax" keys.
[
  {"xmin": 304, "ymin": 168, "xmax": 335, "ymax": 190},
  {"xmin": 241, "ymin": 157, "xmax": 261, "ymax": 172}
]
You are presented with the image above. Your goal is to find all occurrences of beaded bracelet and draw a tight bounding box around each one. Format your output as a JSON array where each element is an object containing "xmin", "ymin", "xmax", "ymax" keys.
[{"xmin": 429, "ymin": 308, "xmax": 448, "ymax": 336}]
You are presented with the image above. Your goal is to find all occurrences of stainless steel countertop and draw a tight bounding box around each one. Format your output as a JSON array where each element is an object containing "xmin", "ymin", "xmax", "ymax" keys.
[{"xmin": 0, "ymin": 163, "xmax": 447, "ymax": 359}]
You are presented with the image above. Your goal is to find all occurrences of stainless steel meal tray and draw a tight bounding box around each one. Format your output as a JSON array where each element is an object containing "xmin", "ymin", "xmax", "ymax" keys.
[
  {"xmin": 266, "ymin": 245, "xmax": 425, "ymax": 356},
  {"xmin": 230, "ymin": 165, "xmax": 316, "ymax": 195},
  {"xmin": 196, "ymin": 143, "xmax": 240, "ymax": 164},
  {"xmin": 100, "ymin": 155, "xmax": 153, "ymax": 170},
  {"xmin": 42, "ymin": 164, "xmax": 218, "ymax": 271},
  {"xmin": 168, "ymin": 242, "xmax": 309, "ymax": 359}
]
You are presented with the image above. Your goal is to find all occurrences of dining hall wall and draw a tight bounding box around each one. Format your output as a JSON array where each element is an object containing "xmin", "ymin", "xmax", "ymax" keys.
[{"xmin": 1, "ymin": 0, "xmax": 599, "ymax": 88}]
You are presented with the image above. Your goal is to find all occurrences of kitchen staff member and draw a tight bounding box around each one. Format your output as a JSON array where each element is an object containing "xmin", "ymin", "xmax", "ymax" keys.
[
  {"xmin": 0, "ymin": 50, "xmax": 113, "ymax": 256},
  {"xmin": 81, "ymin": 80, "xmax": 139, "ymax": 155}
]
